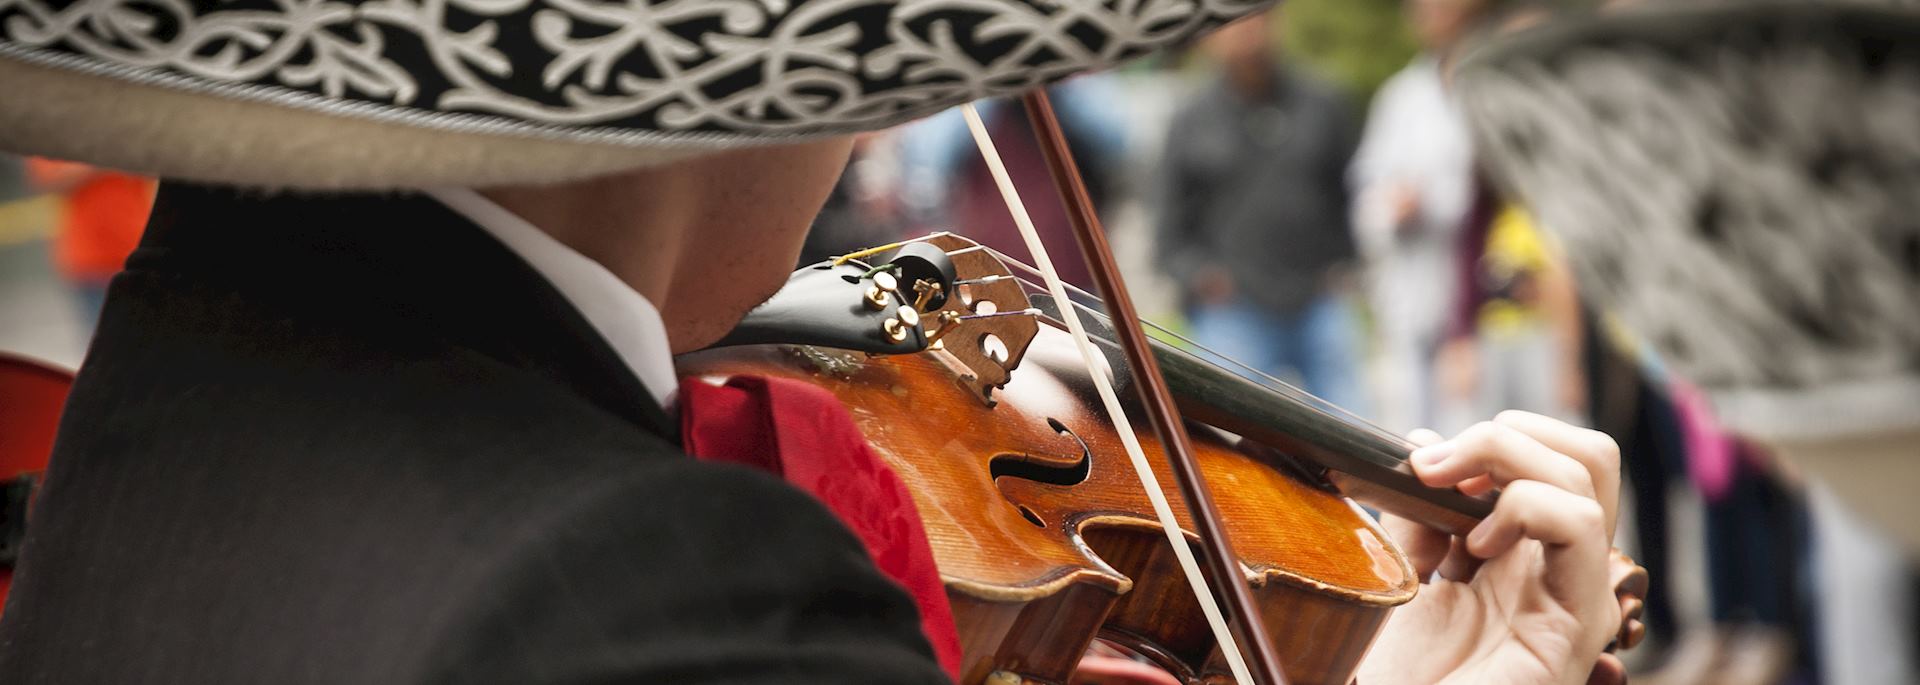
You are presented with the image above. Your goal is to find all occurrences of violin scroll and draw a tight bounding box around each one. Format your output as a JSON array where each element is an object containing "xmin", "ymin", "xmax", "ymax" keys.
[{"xmin": 1609, "ymin": 549, "xmax": 1650, "ymax": 653}]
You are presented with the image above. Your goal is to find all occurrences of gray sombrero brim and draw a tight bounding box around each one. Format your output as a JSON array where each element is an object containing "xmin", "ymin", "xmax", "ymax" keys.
[{"xmin": 1455, "ymin": 1, "xmax": 1920, "ymax": 443}]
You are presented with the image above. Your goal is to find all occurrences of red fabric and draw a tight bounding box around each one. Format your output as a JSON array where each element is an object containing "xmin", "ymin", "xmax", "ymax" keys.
[
  {"xmin": 679, "ymin": 375, "xmax": 962, "ymax": 680},
  {"xmin": 0, "ymin": 354, "xmax": 74, "ymax": 615}
]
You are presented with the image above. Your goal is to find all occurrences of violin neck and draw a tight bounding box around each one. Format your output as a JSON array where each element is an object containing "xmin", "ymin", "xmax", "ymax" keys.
[
  {"xmin": 1151, "ymin": 344, "xmax": 1490, "ymax": 536},
  {"xmin": 1039, "ymin": 295, "xmax": 1491, "ymax": 536}
]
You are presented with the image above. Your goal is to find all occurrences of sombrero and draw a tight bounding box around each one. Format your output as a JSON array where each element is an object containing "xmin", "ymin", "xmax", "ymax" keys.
[
  {"xmin": 0, "ymin": 0, "xmax": 1271, "ymax": 189},
  {"xmin": 1455, "ymin": 0, "xmax": 1920, "ymax": 548},
  {"xmin": 1456, "ymin": 0, "xmax": 1920, "ymax": 445}
]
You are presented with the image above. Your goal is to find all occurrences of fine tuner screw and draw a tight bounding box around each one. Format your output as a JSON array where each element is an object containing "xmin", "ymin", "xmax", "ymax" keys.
[
  {"xmin": 864, "ymin": 270, "xmax": 900, "ymax": 311},
  {"xmin": 881, "ymin": 304, "xmax": 920, "ymax": 343}
]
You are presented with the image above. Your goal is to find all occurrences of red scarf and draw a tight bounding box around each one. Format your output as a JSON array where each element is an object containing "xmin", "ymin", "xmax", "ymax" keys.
[{"xmin": 680, "ymin": 375, "xmax": 962, "ymax": 680}]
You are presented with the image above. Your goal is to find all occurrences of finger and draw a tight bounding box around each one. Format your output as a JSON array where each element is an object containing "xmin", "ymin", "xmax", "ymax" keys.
[
  {"xmin": 1455, "ymin": 474, "xmax": 1496, "ymax": 498},
  {"xmin": 1618, "ymin": 597, "xmax": 1645, "ymax": 648},
  {"xmin": 1466, "ymin": 475, "xmax": 1605, "ymax": 564},
  {"xmin": 1620, "ymin": 619, "xmax": 1647, "ymax": 652},
  {"xmin": 1378, "ymin": 512, "xmax": 1451, "ymax": 581},
  {"xmin": 1072, "ymin": 655, "xmax": 1182, "ymax": 685},
  {"xmin": 1496, "ymin": 410, "xmax": 1623, "ymax": 537},
  {"xmin": 1611, "ymin": 551, "xmax": 1650, "ymax": 601},
  {"xmin": 1380, "ymin": 428, "xmax": 1456, "ymax": 580},
  {"xmin": 1408, "ymin": 428, "xmax": 1445, "ymax": 447},
  {"xmin": 1435, "ymin": 535, "xmax": 1483, "ymax": 582},
  {"xmin": 1465, "ymin": 480, "xmax": 1617, "ymax": 652},
  {"xmin": 1411, "ymin": 421, "xmax": 1597, "ymax": 502},
  {"xmin": 1585, "ymin": 653, "xmax": 1626, "ymax": 685}
]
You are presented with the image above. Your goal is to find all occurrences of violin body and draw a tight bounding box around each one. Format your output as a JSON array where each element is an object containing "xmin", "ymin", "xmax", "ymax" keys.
[{"xmin": 680, "ymin": 324, "xmax": 1417, "ymax": 684}]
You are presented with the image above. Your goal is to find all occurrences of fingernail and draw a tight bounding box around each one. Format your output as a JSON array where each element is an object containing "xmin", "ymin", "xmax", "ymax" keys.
[{"xmin": 1411, "ymin": 442, "xmax": 1454, "ymax": 468}]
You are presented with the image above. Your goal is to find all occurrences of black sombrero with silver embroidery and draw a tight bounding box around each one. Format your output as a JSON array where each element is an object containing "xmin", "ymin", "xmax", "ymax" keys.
[
  {"xmin": 0, "ymin": 0, "xmax": 1270, "ymax": 187},
  {"xmin": 1454, "ymin": 0, "xmax": 1920, "ymax": 445}
]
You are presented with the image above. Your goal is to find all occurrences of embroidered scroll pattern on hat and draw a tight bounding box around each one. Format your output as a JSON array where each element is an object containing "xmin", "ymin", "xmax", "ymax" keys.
[
  {"xmin": 0, "ymin": 0, "xmax": 1267, "ymax": 141},
  {"xmin": 1458, "ymin": 31, "xmax": 1920, "ymax": 409}
]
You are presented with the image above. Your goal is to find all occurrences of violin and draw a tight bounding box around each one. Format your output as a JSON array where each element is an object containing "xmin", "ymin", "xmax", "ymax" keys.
[
  {"xmin": 681, "ymin": 94, "xmax": 1648, "ymax": 684},
  {"xmin": 682, "ymin": 236, "xmax": 1646, "ymax": 684}
]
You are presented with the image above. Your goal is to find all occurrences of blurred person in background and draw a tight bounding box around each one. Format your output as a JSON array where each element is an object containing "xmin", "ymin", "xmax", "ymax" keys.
[
  {"xmin": 1154, "ymin": 10, "xmax": 1364, "ymax": 409},
  {"xmin": 1348, "ymin": 0, "xmax": 1486, "ymax": 433},
  {"xmin": 1440, "ymin": 202, "xmax": 1587, "ymax": 428},
  {"xmin": 896, "ymin": 76, "xmax": 1129, "ymax": 290},
  {"xmin": 1576, "ymin": 268, "xmax": 1814, "ymax": 685},
  {"xmin": 24, "ymin": 158, "xmax": 154, "ymax": 332},
  {"xmin": 1650, "ymin": 383, "xmax": 1809, "ymax": 685}
]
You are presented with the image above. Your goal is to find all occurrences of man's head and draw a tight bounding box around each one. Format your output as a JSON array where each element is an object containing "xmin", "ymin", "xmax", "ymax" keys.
[
  {"xmin": 482, "ymin": 136, "xmax": 856, "ymax": 353},
  {"xmin": 1201, "ymin": 11, "xmax": 1278, "ymax": 76},
  {"xmin": 1407, "ymin": 0, "xmax": 1486, "ymax": 53},
  {"xmin": 0, "ymin": 2, "xmax": 1291, "ymax": 351}
]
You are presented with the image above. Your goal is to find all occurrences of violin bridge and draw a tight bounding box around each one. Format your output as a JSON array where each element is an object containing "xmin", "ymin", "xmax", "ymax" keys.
[{"xmin": 912, "ymin": 233, "xmax": 1040, "ymax": 407}]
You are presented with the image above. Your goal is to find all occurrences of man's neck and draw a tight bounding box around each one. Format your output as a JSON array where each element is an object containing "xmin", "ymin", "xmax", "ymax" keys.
[
  {"xmin": 481, "ymin": 175, "xmax": 684, "ymax": 309},
  {"xmin": 474, "ymin": 138, "xmax": 856, "ymax": 354}
]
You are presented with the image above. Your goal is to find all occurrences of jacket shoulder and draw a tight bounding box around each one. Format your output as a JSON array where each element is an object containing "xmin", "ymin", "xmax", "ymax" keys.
[{"xmin": 417, "ymin": 461, "xmax": 948, "ymax": 684}]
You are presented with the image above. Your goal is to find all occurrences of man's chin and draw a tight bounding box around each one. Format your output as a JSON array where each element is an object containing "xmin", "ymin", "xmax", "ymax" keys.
[
  {"xmin": 667, "ymin": 318, "xmax": 739, "ymax": 357},
  {"xmin": 666, "ymin": 275, "xmax": 792, "ymax": 356}
]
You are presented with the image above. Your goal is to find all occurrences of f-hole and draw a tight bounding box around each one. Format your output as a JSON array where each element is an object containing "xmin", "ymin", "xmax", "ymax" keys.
[{"xmin": 991, "ymin": 418, "xmax": 1093, "ymax": 528}]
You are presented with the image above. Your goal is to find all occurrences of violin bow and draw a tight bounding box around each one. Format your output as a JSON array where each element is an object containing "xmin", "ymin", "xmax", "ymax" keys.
[{"xmin": 960, "ymin": 92, "xmax": 1291, "ymax": 685}]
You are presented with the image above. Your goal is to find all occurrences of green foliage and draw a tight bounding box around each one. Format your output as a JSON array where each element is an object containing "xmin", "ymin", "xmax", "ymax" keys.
[{"xmin": 1278, "ymin": 0, "xmax": 1420, "ymax": 101}]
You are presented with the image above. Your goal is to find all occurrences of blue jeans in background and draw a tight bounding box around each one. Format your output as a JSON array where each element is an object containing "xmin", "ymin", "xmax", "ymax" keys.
[{"xmin": 1186, "ymin": 293, "xmax": 1364, "ymax": 413}]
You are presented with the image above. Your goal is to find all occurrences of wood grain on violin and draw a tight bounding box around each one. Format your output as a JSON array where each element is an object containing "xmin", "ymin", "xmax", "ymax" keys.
[{"xmin": 680, "ymin": 324, "xmax": 1418, "ymax": 685}]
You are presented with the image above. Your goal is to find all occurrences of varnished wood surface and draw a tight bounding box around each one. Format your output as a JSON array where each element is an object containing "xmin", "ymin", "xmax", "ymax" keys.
[{"xmin": 679, "ymin": 325, "xmax": 1417, "ymax": 683}]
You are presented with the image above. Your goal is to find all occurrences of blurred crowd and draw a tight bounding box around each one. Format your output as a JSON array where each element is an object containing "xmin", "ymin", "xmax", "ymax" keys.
[{"xmin": 0, "ymin": 1, "xmax": 1914, "ymax": 684}]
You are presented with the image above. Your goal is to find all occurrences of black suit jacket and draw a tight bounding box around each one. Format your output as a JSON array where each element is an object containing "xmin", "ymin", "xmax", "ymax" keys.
[{"xmin": 0, "ymin": 185, "xmax": 948, "ymax": 683}]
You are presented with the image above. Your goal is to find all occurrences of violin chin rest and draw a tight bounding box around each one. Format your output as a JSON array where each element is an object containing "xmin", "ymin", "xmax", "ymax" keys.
[{"xmin": 708, "ymin": 262, "xmax": 928, "ymax": 355}]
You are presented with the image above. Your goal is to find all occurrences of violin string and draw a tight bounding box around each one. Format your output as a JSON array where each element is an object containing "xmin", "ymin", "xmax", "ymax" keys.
[
  {"xmin": 960, "ymin": 103, "xmax": 1259, "ymax": 685},
  {"xmin": 930, "ymin": 238, "xmax": 1406, "ymax": 448},
  {"xmin": 981, "ymin": 248, "xmax": 1253, "ymax": 366},
  {"xmin": 942, "ymin": 244, "xmax": 992, "ymax": 258},
  {"xmin": 975, "ymin": 264, "xmax": 1408, "ymax": 448},
  {"xmin": 954, "ymin": 308, "xmax": 1043, "ymax": 321},
  {"xmin": 832, "ymin": 231, "xmax": 953, "ymax": 266},
  {"xmin": 857, "ymin": 238, "xmax": 1264, "ymax": 387}
]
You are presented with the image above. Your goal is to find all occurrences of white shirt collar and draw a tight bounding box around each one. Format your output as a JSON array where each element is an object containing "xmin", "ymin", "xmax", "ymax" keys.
[{"xmin": 427, "ymin": 188, "xmax": 679, "ymax": 410}]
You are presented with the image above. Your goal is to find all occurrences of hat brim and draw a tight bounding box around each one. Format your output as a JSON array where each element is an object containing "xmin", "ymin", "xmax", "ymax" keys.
[
  {"xmin": 0, "ymin": 0, "xmax": 1273, "ymax": 189},
  {"xmin": 0, "ymin": 57, "xmax": 709, "ymax": 190},
  {"xmin": 1454, "ymin": 2, "xmax": 1920, "ymax": 441}
]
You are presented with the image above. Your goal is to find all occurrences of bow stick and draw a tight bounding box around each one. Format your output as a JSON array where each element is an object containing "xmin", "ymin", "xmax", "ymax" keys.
[{"xmin": 960, "ymin": 91, "xmax": 1292, "ymax": 685}]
